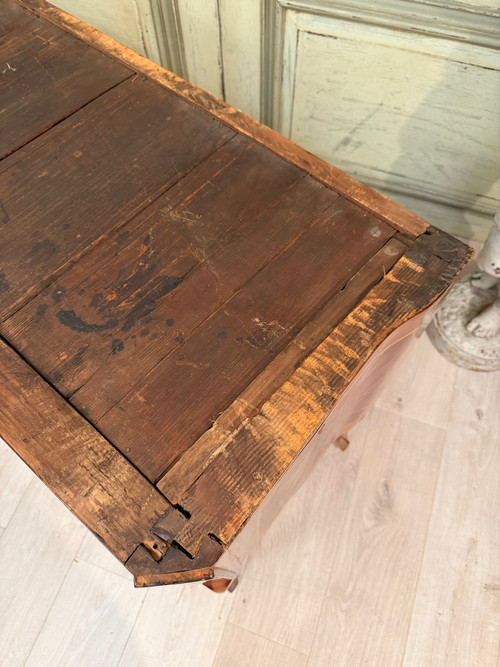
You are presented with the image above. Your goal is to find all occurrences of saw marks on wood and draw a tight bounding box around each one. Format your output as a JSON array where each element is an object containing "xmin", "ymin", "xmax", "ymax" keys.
[{"xmin": 0, "ymin": 335, "xmax": 497, "ymax": 666}]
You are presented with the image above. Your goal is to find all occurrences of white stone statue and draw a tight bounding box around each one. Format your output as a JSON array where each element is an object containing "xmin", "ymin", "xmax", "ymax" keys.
[
  {"xmin": 466, "ymin": 209, "xmax": 500, "ymax": 339},
  {"xmin": 427, "ymin": 209, "xmax": 500, "ymax": 371}
]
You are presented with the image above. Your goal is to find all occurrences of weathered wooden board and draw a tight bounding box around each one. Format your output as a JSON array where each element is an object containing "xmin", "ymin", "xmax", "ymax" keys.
[
  {"xmin": 3, "ymin": 135, "xmax": 304, "ymax": 399},
  {"xmin": 0, "ymin": 0, "xmax": 35, "ymax": 35},
  {"xmin": 168, "ymin": 232, "xmax": 472, "ymax": 557},
  {"xmin": 157, "ymin": 237, "xmax": 408, "ymax": 503},
  {"xmin": 0, "ymin": 16, "xmax": 131, "ymax": 159},
  {"xmin": 0, "ymin": 338, "xmax": 169, "ymax": 562},
  {"xmin": 96, "ymin": 199, "xmax": 393, "ymax": 481},
  {"xmin": 0, "ymin": 75, "xmax": 234, "ymax": 320}
]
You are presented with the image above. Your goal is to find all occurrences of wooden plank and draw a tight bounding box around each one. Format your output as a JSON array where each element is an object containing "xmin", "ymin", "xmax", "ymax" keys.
[
  {"xmin": 403, "ymin": 366, "xmax": 500, "ymax": 666},
  {"xmin": 168, "ymin": 232, "xmax": 472, "ymax": 557},
  {"xmin": 3, "ymin": 135, "xmax": 308, "ymax": 403},
  {"xmin": 0, "ymin": 436, "xmax": 33, "ymax": 528},
  {"xmin": 213, "ymin": 624, "xmax": 308, "ymax": 667},
  {"xmin": 0, "ymin": 0, "xmax": 35, "ymax": 35},
  {"xmin": 24, "ymin": 559, "xmax": 146, "ymax": 667},
  {"xmin": 0, "ymin": 16, "xmax": 132, "ymax": 159},
  {"xmin": 16, "ymin": 0, "xmax": 429, "ymax": 238},
  {"xmin": 0, "ymin": 74, "xmax": 234, "ymax": 320},
  {"xmin": 96, "ymin": 200, "xmax": 394, "ymax": 482},
  {"xmin": 120, "ymin": 570, "xmax": 232, "ymax": 666},
  {"xmin": 71, "ymin": 167, "xmax": 333, "ymax": 423},
  {"xmin": 0, "ymin": 480, "xmax": 87, "ymax": 665},
  {"xmin": 307, "ymin": 409, "xmax": 446, "ymax": 666},
  {"xmin": 157, "ymin": 237, "xmax": 407, "ymax": 503},
  {"xmin": 0, "ymin": 337, "xmax": 169, "ymax": 562}
]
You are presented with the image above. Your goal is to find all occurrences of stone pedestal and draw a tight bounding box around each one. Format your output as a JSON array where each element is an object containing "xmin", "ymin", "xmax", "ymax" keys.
[
  {"xmin": 428, "ymin": 209, "xmax": 500, "ymax": 372},
  {"xmin": 427, "ymin": 275, "xmax": 500, "ymax": 371}
]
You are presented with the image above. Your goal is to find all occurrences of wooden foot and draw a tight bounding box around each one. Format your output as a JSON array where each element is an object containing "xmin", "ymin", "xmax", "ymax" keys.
[
  {"xmin": 333, "ymin": 434, "xmax": 350, "ymax": 451},
  {"xmin": 203, "ymin": 576, "xmax": 238, "ymax": 594},
  {"xmin": 203, "ymin": 569, "xmax": 238, "ymax": 593}
]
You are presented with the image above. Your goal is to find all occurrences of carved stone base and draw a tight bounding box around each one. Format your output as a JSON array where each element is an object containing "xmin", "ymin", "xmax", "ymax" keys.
[{"xmin": 427, "ymin": 276, "xmax": 500, "ymax": 372}]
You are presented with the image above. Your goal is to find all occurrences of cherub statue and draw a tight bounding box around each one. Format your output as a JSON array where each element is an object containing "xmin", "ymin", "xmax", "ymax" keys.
[
  {"xmin": 466, "ymin": 209, "xmax": 500, "ymax": 338},
  {"xmin": 427, "ymin": 209, "xmax": 500, "ymax": 371}
]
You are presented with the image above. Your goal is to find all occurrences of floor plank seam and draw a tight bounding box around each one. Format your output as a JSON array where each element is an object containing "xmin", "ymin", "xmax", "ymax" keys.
[
  {"xmin": 0, "ymin": 470, "xmax": 35, "ymax": 533},
  {"xmin": 116, "ymin": 589, "xmax": 151, "ymax": 667},
  {"xmin": 399, "ymin": 420, "xmax": 449, "ymax": 666},
  {"xmin": 21, "ymin": 530, "xmax": 87, "ymax": 667},
  {"xmin": 218, "ymin": 621, "xmax": 311, "ymax": 662},
  {"xmin": 373, "ymin": 402, "xmax": 450, "ymax": 433}
]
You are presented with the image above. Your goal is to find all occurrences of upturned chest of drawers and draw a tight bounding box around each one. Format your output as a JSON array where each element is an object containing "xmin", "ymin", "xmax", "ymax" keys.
[{"xmin": 0, "ymin": 0, "xmax": 472, "ymax": 591}]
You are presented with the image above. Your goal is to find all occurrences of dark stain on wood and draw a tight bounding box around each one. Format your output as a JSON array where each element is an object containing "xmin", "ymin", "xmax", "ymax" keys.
[
  {"xmin": 121, "ymin": 275, "xmax": 185, "ymax": 333},
  {"xmin": 0, "ymin": 74, "xmax": 234, "ymax": 320},
  {"xmin": 0, "ymin": 201, "xmax": 9, "ymax": 224},
  {"xmin": 73, "ymin": 345, "xmax": 88, "ymax": 365},
  {"xmin": 29, "ymin": 239, "xmax": 57, "ymax": 262},
  {"xmin": 56, "ymin": 309, "xmax": 119, "ymax": 333},
  {"xmin": 90, "ymin": 293, "xmax": 103, "ymax": 308},
  {"xmin": 0, "ymin": 274, "xmax": 10, "ymax": 294},
  {"xmin": 111, "ymin": 339, "xmax": 124, "ymax": 355}
]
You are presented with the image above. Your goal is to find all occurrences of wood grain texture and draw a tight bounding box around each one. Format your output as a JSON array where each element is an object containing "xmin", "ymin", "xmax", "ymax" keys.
[
  {"xmin": 0, "ymin": 338, "xmax": 169, "ymax": 562},
  {"xmin": 119, "ymin": 579, "xmax": 232, "ymax": 667},
  {"xmin": 166, "ymin": 232, "xmax": 471, "ymax": 558},
  {"xmin": 0, "ymin": 16, "xmax": 131, "ymax": 159},
  {"xmin": 403, "ymin": 366, "xmax": 500, "ymax": 666},
  {"xmin": 0, "ymin": 0, "xmax": 475, "ymax": 592},
  {"xmin": 15, "ymin": 0, "xmax": 429, "ymax": 238},
  {"xmin": 0, "ymin": 435, "xmax": 33, "ymax": 528},
  {"xmin": 0, "ymin": 335, "xmax": 496, "ymax": 663},
  {"xmin": 25, "ymin": 559, "xmax": 146, "ymax": 667},
  {"xmin": 376, "ymin": 329, "xmax": 459, "ymax": 428},
  {"xmin": 308, "ymin": 409, "xmax": 446, "ymax": 666},
  {"xmin": 97, "ymin": 198, "xmax": 393, "ymax": 481},
  {"xmin": 213, "ymin": 623, "xmax": 308, "ymax": 667},
  {"xmin": 0, "ymin": 74, "xmax": 234, "ymax": 320},
  {"xmin": 0, "ymin": 0, "xmax": 35, "ymax": 35},
  {"xmin": 0, "ymin": 478, "xmax": 87, "ymax": 666},
  {"xmin": 158, "ymin": 237, "xmax": 407, "ymax": 503},
  {"xmin": 4, "ymin": 134, "xmax": 311, "ymax": 406}
]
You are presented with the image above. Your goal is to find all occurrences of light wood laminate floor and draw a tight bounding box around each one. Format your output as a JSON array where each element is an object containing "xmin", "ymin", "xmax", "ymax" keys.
[{"xmin": 0, "ymin": 332, "xmax": 498, "ymax": 667}]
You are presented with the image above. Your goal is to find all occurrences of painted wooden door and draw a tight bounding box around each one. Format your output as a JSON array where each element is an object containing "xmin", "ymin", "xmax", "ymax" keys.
[{"xmin": 52, "ymin": 0, "xmax": 500, "ymax": 241}]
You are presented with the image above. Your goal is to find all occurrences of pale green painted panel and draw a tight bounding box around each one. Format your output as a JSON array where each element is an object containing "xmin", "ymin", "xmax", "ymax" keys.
[
  {"xmin": 219, "ymin": 0, "xmax": 262, "ymax": 119},
  {"xmin": 286, "ymin": 17, "xmax": 500, "ymax": 225},
  {"xmin": 52, "ymin": 0, "xmax": 146, "ymax": 56},
  {"xmin": 176, "ymin": 0, "xmax": 223, "ymax": 97}
]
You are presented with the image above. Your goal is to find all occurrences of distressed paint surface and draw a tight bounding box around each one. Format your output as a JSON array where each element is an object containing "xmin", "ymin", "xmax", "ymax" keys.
[
  {"xmin": 51, "ymin": 0, "xmax": 148, "ymax": 56},
  {"xmin": 287, "ymin": 17, "xmax": 499, "ymax": 217}
]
